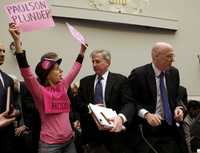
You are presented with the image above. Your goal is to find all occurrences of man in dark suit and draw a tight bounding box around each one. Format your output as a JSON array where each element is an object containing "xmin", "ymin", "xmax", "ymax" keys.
[
  {"xmin": 128, "ymin": 42, "xmax": 188, "ymax": 153},
  {"xmin": 183, "ymin": 100, "xmax": 200, "ymax": 152},
  {"xmin": 14, "ymin": 81, "xmax": 40, "ymax": 153},
  {"xmin": 77, "ymin": 49, "xmax": 136, "ymax": 153},
  {"xmin": 178, "ymin": 85, "xmax": 188, "ymax": 106},
  {"xmin": 0, "ymin": 42, "xmax": 20, "ymax": 153}
]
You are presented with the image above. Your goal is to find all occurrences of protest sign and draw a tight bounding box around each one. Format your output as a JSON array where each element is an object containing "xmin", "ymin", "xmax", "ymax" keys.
[
  {"xmin": 4, "ymin": 0, "xmax": 55, "ymax": 32},
  {"xmin": 66, "ymin": 23, "xmax": 87, "ymax": 47}
]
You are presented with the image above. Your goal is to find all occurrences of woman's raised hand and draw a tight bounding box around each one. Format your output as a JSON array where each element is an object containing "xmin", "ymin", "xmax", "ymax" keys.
[
  {"xmin": 9, "ymin": 23, "xmax": 20, "ymax": 42},
  {"xmin": 8, "ymin": 23, "xmax": 22, "ymax": 53},
  {"xmin": 80, "ymin": 43, "xmax": 88, "ymax": 56}
]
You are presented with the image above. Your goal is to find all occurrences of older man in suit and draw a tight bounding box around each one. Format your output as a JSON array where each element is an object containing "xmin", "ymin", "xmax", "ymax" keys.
[
  {"xmin": 0, "ymin": 42, "xmax": 20, "ymax": 153},
  {"xmin": 77, "ymin": 49, "xmax": 136, "ymax": 153},
  {"xmin": 128, "ymin": 42, "xmax": 188, "ymax": 153}
]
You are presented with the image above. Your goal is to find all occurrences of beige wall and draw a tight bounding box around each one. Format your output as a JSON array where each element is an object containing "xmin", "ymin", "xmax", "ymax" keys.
[{"xmin": 1, "ymin": 0, "xmax": 200, "ymax": 97}]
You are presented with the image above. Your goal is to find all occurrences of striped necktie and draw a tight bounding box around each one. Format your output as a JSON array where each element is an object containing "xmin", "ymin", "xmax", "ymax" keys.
[
  {"xmin": 159, "ymin": 72, "xmax": 172, "ymax": 125},
  {"xmin": 94, "ymin": 76, "xmax": 103, "ymax": 104}
]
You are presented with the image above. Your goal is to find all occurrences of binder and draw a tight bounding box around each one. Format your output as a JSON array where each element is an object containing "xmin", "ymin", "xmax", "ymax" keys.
[
  {"xmin": 6, "ymin": 86, "xmax": 11, "ymax": 112},
  {"xmin": 88, "ymin": 103, "xmax": 117, "ymax": 130}
]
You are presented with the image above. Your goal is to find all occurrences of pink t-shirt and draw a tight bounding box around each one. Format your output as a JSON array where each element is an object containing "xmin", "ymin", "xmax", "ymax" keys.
[{"xmin": 20, "ymin": 62, "xmax": 81, "ymax": 144}]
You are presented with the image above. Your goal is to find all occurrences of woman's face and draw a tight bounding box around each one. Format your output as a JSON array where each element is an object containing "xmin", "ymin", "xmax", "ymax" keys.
[{"xmin": 47, "ymin": 64, "xmax": 63, "ymax": 85}]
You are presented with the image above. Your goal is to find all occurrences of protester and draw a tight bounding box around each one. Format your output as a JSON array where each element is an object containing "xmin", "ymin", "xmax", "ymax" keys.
[{"xmin": 9, "ymin": 23, "xmax": 87, "ymax": 153}]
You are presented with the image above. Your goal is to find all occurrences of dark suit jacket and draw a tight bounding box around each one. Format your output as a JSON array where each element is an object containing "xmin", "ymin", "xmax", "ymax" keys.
[
  {"xmin": 128, "ymin": 63, "xmax": 188, "ymax": 153},
  {"xmin": 0, "ymin": 70, "xmax": 18, "ymax": 113},
  {"xmin": 77, "ymin": 72, "xmax": 136, "ymax": 146},
  {"xmin": 191, "ymin": 112, "xmax": 200, "ymax": 138},
  {"xmin": 0, "ymin": 70, "xmax": 19, "ymax": 153},
  {"xmin": 178, "ymin": 86, "xmax": 188, "ymax": 106}
]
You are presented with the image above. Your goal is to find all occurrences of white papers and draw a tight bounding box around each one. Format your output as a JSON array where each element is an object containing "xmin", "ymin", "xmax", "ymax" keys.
[
  {"xmin": 88, "ymin": 103, "xmax": 117, "ymax": 130},
  {"xmin": 6, "ymin": 86, "xmax": 11, "ymax": 112}
]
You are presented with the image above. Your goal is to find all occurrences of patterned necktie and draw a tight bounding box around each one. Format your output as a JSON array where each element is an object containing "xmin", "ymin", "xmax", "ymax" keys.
[
  {"xmin": 159, "ymin": 72, "xmax": 172, "ymax": 125},
  {"xmin": 94, "ymin": 76, "xmax": 103, "ymax": 104}
]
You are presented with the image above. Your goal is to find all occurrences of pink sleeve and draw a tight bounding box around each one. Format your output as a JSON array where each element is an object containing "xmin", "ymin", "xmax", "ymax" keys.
[
  {"xmin": 20, "ymin": 67, "xmax": 43, "ymax": 106},
  {"xmin": 62, "ymin": 62, "xmax": 82, "ymax": 88}
]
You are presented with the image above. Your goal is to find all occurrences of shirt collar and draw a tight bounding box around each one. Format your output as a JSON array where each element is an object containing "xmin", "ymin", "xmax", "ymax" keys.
[
  {"xmin": 0, "ymin": 71, "xmax": 4, "ymax": 87},
  {"xmin": 95, "ymin": 70, "xmax": 109, "ymax": 81},
  {"xmin": 152, "ymin": 63, "xmax": 162, "ymax": 78}
]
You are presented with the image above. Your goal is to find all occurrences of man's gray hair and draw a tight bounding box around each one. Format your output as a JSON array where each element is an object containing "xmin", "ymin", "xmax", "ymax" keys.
[{"xmin": 90, "ymin": 49, "xmax": 111, "ymax": 61}]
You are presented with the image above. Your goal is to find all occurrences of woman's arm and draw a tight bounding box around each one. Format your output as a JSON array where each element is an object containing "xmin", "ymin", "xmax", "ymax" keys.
[
  {"xmin": 9, "ymin": 23, "xmax": 43, "ymax": 107},
  {"xmin": 63, "ymin": 44, "xmax": 87, "ymax": 86}
]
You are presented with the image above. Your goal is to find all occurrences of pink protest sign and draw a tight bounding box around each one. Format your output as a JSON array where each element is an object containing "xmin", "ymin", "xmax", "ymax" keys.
[
  {"xmin": 66, "ymin": 23, "xmax": 87, "ymax": 47},
  {"xmin": 4, "ymin": 0, "xmax": 55, "ymax": 32}
]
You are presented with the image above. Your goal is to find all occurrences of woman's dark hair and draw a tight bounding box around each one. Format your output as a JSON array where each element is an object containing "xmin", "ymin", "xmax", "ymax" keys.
[{"xmin": 35, "ymin": 52, "xmax": 62, "ymax": 85}]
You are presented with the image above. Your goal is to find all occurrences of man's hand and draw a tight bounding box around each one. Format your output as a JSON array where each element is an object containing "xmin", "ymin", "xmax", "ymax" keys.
[
  {"xmin": 109, "ymin": 115, "xmax": 123, "ymax": 133},
  {"xmin": 0, "ymin": 111, "xmax": 16, "ymax": 128},
  {"xmin": 8, "ymin": 108, "xmax": 20, "ymax": 118},
  {"xmin": 174, "ymin": 107, "xmax": 184, "ymax": 122},
  {"xmin": 73, "ymin": 120, "xmax": 81, "ymax": 129},
  {"xmin": 15, "ymin": 125, "xmax": 27, "ymax": 136},
  {"xmin": 144, "ymin": 112, "xmax": 162, "ymax": 127}
]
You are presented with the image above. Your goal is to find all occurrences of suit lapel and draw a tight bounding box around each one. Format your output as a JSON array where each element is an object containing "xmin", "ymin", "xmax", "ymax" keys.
[
  {"xmin": 1, "ymin": 72, "xmax": 7, "ymax": 88},
  {"xmin": 0, "ymin": 71, "xmax": 9, "ymax": 110},
  {"xmin": 147, "ymin": 65, "xmax": 157, "ymax": 103},
  {"xmin": 105, "ymin": 72, "xmax": 113, "ymax": 105},
  {"xmin": 0, "ymin": 71, "xmax": 8, "ymax": 89},
  {"xmin": 90, "ymin": 75, "xmax": 96, "ymax": 104}
]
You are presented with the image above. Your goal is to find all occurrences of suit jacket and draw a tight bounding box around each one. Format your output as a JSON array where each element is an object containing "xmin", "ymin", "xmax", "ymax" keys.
[
  {"xmin": 128, "ymin": 63, "xmax": 188, "ymax": 153},
  {"xmin": 0, "ymin": 70, "xmax": 19, "ymax": 153},
  {"xmin": 191, "ymin": 112, "xmax": 200, "ymax": 138},
  {"xmin": 77, "ymin": 72, "xmax": 136, "ymax": 145},
  {"xmin": 129, "ymin": 63, "xmax": 181, "ymax": 115},
  {"xmin": 0, "ymin": 70, "xmax": 18, "ymax": 113},
  {"xmin": 178, "ymin": 86, "xmax": 188, "ymax": 106}
]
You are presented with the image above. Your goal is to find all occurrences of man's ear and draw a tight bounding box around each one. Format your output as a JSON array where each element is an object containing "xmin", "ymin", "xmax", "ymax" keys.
[{"xmin": 107, "ymin": 60, "xmax": 111, "ymax": 66}]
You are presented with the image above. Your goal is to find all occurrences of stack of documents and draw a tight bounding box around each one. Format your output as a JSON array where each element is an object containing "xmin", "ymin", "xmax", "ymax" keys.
[{"xmin": 88, "ymin": 103, "xmax": 117, "ymax": 130}]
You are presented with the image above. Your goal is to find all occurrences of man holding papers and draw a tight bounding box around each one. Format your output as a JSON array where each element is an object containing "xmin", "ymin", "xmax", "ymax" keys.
[
  {"xmin": 77, "ymin": 49, "xmax": 136, "ymax": 153},
  {"xmin": 128, "ymin": 42, "xmax": 188, "ymax": 153},
  {"xmin": 88, "ymin": 103, "xmax": 120, "ymax": 130},
  {"xmin": 0, "ymin": 42, "xmax": 20, "ymax": 153}
]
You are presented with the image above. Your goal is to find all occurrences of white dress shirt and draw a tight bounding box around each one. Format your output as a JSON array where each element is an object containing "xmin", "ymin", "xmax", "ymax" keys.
[{"xmin": 138, "ymin": 63, "xmax": 167, "ymax": 119}]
